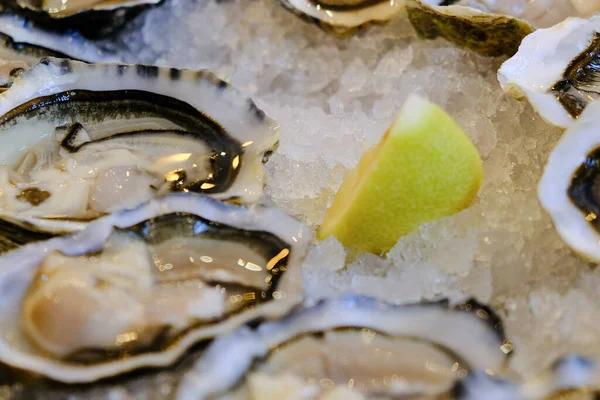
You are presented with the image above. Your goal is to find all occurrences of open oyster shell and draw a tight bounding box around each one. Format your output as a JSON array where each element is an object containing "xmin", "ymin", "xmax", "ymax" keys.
[
  {"xmin": 0, "ymin": 193, "xmax": 309, "ymax": 383},
  {"xmin": 0, "ymin": 57, "xmax": 278, "ymax": 250},
  {"xmin": 498, "ymin": 16, "xmax": 600, "ymax": 129},
  {"xmin": 539, "ymin": 100, "xmax": 600, "ymax": 262},
  {"xmin": 0, "ymin": 0, "xmax": 162, "ymax": 38},
  {"xmin": 177, "ymin": 295, "xmax": 511, "ymax": 400},
  {"xmin": 406, "ymin": 0, "xmax": 533, "ymax": 57}
]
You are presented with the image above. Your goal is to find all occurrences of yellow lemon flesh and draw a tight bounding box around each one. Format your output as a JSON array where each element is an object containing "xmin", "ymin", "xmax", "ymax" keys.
[{"xmin": 317, "ymin": 94, "xmax": 483, "ymax": 254}]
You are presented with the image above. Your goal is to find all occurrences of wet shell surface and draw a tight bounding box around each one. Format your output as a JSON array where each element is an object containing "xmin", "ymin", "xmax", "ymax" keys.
[
  {"xmin": 406, "ymin": 0, "xmax": 533, "ymax": 57},
  {"xmin": 0, "ymin": 193, "xmax": 309, "ymax": 383},
  {"xmin": 498, "ymin": 15, "xmax": 600, "ymax": 129},
  {"xmin": 0, "ymin": 0, "xmax": 163, "ymax": 38},
  {"xmin": 539, "ymin": 100, "xmax": 600, "ymax": 262},
  {"xmin": 0, "ymin": 11, "xmax": 120, "ymax": 90},
  {"xmin": 0, "ymin": 58, "xmax": 279, "ymax": 249},
  {"xmin": 177, "ymin": 295, "xmax": 510, "ymax": 400}
]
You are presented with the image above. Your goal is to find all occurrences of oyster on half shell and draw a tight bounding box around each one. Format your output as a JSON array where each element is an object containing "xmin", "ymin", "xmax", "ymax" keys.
[
  {"xmin": 0, "ymin": 58, "xmax": 278, "ymax": 251},
  {"xmin": 0, "ymin": 193, "xmax": 309, "ymax": 383},
  {"xmin": 177, "ymin": 296, "xmax": 511, "ymax": 400},
  {"xmin": 499, "ymin": 15, "xmax": 600, "ymax": 129}
]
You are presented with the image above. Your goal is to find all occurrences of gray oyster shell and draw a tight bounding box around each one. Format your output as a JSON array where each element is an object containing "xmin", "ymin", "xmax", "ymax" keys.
[{"xmin": 406, "ymin": 0, "xmax": 533, "ymax": 57}]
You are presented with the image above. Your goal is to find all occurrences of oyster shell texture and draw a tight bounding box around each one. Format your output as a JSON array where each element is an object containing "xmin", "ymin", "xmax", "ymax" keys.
[
  {"xmin": 0, "ymin": 58, "xmax": 278, "ymax": 250},
  {"xmin": 406, "ymin": 0, "xmax": 534, "ymax": 57},
  {"xmin": 0, "ymin": 11, "xmax": 121, "ymax": 90},
  {"xmin": 0, "ymin": 193, "xmax": 309, "ymax": 383},
  {"xmin": 177, "ymin": 295, "xmax": 510, "ymax": 400}
]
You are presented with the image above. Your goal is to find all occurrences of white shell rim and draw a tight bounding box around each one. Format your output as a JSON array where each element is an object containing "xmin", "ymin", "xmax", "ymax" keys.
[
  {"xmin": 176, "ymin": 295, "xmax": 509, "ymax": 400},
  {"xmin": 538, "ymin": 100, "xmax": 600, "ymax": 262}
]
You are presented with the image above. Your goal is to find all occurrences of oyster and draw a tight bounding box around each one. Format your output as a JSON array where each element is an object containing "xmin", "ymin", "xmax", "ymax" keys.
[
  {"xmin": 539, "ymin": 100, "xmax": 600, "ymax": 262},
  {"xmin": 0, "ymin": 58, "xmax": 278, "ymax": 250},
  {"xmin": 498, "ymin": 16, "xmax": 600, "ymax": 128},
  {"xmin": 177, "ymin": 295, "xmax": 511, "ymax": 400},
  {"xmin": 278, "ymin": 0, "xmax": 447, "ymax": 36},
  {"xmin": 0, "ymin": 0, "xmax": 162, "ymax": 38},
  {"xmin": 0, "ymin": 193, "xmax": 309, "ymax": 383},
  {"xmin": 0, "ymin": 11, "xmax": 120, "ymax": 90},
  {"xmin": 407, "ymin": 0, "xmax": 533, "ymax": 57}
]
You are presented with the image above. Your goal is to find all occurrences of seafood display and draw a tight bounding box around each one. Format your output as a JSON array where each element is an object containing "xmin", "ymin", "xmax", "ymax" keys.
[
  {"xmin": 1, "ymin": 0, "xmax": 600, "ymax": 397},
  {"xmin": 177, "ymin": 295, "xmax": 510, "ymax": 400},
  {"xmin": 499, "ymin": 16, "xmax": 600, "ymax": 128},
  {"xmin": 0, "ymin": 58, "xmax": 278, "ymax": 249},
  {"xmin": 0, "ymin": 193, "xmax": 308, "ymax": 382}
]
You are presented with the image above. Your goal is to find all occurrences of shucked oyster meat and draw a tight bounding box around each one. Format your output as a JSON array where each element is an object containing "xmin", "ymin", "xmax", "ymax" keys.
[
  {"xmin": 0, "ymin": 58, "xmax": 278, "ymax": 250},
  {"xmin": 499, "ymin": 15, "xmax": 600, "ymax": 128},
  {"xmin": 0, "ymin": 193, "xmax": 308, "ymax": 382},
  {"xmin": 177, "ymin": 296, "xmax": 511, "ymax": 400}
]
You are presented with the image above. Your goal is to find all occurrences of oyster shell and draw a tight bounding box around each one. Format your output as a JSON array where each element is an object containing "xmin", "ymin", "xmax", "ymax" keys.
[
  {"xmin": 0, "ymin": 58, "xmax": 278, "ymax": 250},
  {"xmin": 406, "ymin": 0, "xmax": 533, "ymax": 57},
  {"xmin": 177, "ymin": 295, "xmax": 511, "ymax": 400},
  {"xmin": 0, "ymin": 193, "xmax": 309, "ymax": 383},
  {"xmin": 498, "ymin": 16, "xmax": 600, "ymax": 129},
  {"xmin": 0, "ymin": 0, "xmax": 162, "ymax": 38},
  {"xmin": 539, "ymin": 100, "xmax": 600, "ymax": 262},
  {"xmin": 278, "ymin": 0, "xmax": 446, "ymax": 36},
  {"xmin": 0, "ymin": 11, "xmax": 120, "ymax": 90}
]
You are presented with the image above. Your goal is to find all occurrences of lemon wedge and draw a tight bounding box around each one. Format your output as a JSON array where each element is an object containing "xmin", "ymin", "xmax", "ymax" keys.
[{"xmin": 318, "ymin": 94, "xmax": 482, "ymax": 254}]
